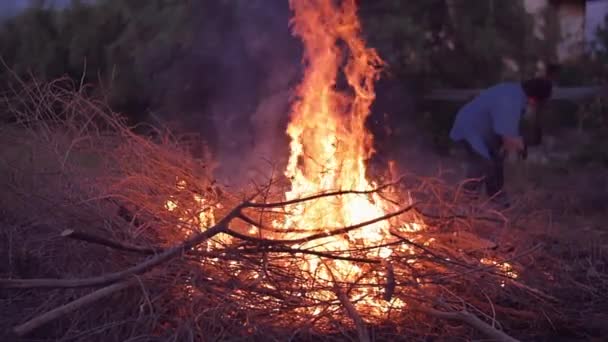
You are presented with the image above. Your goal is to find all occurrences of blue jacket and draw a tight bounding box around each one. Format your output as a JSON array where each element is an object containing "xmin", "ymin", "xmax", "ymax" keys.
[{"xmin": 450, "ymin": 82, "xmax": 527, "ymax": 159}]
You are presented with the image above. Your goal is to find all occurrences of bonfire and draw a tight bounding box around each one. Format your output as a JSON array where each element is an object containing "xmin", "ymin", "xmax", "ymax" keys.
[{"xmin": 0, "ymin": 1, "xmax": 554, "ymax": 341}]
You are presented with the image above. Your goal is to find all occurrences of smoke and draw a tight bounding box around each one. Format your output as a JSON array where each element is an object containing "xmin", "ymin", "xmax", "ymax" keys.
[{"xmin": 163, "ymin": 0, "xmax": 302, "ymax": 186}]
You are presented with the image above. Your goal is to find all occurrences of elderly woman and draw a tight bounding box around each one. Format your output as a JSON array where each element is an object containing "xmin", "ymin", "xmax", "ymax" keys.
[{"xmin": 449, "ymin": 77, "xmax": 554, "ymax": 208}]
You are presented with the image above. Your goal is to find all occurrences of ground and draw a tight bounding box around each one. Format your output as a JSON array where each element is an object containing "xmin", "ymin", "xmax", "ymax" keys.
[{"xmin": 385, "ymin": 123, "xmax": 608, "ymax": 340}]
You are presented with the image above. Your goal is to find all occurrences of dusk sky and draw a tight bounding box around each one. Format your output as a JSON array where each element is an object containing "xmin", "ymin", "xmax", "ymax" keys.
[{"xmin": 0, "ymin": 0, "xmax": 71, "ymax": 17}]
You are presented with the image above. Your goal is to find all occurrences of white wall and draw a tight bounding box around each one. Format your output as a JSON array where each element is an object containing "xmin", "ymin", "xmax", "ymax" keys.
[
  {"xmin": 523, "ymin": 0, "xmax": 550, "ymax": 40},
  {"xmin": 556, "ymin": 1, "xmax": 586, "ymax": 62}
]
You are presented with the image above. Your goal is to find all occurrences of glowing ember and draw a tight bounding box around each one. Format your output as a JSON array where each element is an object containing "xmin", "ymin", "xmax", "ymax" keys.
[
  {"xmin": 480, "ymin": 257, "xmax": 519, "ymax": 284},
  {"xmin": 164, "ymin": 179, "xmax": 227, "ymax": 251}
]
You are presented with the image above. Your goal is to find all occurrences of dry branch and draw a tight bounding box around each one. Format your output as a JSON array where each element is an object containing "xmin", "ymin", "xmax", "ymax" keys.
[
  {"xmin": 61, "ymin": 229, "xmax": 162, "ymax": 255},
  {"xmin": 0, "ymin": 206, "xmax": 240, "ymax": 289},
  {"xmin": 412, "ymin": 305, "xmax": 520, "ymax": 342},
  {"xmin": 13, "ymin": 280, "xmax": 137, "ymax": 336},
  {"xmin": 1, "ymin": 193, "xmax": 413, "ymax": 289},
  {"xmin": 232, "ymin": 202, "xmax": 417, "ymax": 245},
  {"xmin": 244, "ymin": 179, "xmax": 404, "ymax": 209}
]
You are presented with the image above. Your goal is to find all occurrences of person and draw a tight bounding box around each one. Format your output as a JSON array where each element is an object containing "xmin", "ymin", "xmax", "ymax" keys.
[{"xmin": 449, "ymin": 77, "xmax": 554, "ymax": 207}]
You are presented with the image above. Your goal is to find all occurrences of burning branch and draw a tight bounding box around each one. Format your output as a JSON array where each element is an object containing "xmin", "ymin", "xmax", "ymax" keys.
[{"xmin": 235, "ymin": 202, "xmax": 418, "ymax": 245}]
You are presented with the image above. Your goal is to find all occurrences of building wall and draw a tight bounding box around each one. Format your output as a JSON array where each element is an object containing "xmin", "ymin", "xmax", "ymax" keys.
[
  {"xmin": 524, "ymin": 0, "xmax": 550, "ymax": 39},
  {"xmin": 556, "ymin": 1, "xmax": 586, "ymax": 61},
  {"xmin": 524, "ymin": 0, "xmax": 587, "ymax": 62}
]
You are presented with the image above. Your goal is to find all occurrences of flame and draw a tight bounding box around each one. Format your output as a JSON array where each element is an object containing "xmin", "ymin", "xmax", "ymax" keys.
[
  {"xmin": 157, "ymin": 0, "xmax": 527, "ymax": 328},
  {"xmin": 163, "ymin": 0, "xmax": 428, "ymax": 322},
  {"xmin": 280, "ymin": 0, "xmax": 415, "ymax": 313}
]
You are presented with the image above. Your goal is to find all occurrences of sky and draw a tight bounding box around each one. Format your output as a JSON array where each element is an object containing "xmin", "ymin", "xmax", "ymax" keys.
[{"xmin": 0, "ymin": 0, "xmax": 72, "ymax": 18}]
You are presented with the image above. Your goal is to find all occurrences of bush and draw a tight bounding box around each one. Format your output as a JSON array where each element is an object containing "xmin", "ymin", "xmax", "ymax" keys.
[{"xmin": 0, "ymin": 0, "xmax": 194, "ymax": 125}]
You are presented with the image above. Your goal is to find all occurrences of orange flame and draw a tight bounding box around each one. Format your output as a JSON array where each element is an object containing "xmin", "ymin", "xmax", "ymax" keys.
[
  {"xmin": 281, "ymin": 0, "xmax": 413, "ymax": 313},
  {"xmin": 164, "ymin": 0, "xmax": 427, "ymax": 320}
]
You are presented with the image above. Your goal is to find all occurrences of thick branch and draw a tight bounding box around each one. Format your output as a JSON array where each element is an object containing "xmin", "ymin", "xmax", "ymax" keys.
[
  {"xmin": 61, "ymin": 229, "xmax": 162, "ymax": 255},
  {"xmin": 231, "ymin": 203, "xmax": 416, "ymax": 245},
  {"xmin": 0, "ymin": 204, "xmax": 243, "ymax": 289},
  {"xmin": 13, "ymin": 280, "xmax": 136, "ymax": 336},
  {"xmin": 413, "ymin": 306, "xmax": 520, "ymax": 342}
]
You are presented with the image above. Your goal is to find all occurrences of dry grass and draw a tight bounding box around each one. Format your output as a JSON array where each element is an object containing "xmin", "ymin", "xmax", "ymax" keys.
[{"xmin": 0, "ymin": 76, "xmax": 603, "ymax": 341}]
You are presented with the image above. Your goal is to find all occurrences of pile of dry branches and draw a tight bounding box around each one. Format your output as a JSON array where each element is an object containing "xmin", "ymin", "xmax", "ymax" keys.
[{"xmin": 0, "ymin": 77, "xmax": 556, "ymax": 341}]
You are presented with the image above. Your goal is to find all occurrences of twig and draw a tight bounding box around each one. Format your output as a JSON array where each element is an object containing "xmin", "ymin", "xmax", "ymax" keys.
[
  {"xmin": 413, "ymin": 206, "xmax": 507, "ymax": 224},
  {"xmin": 13, "ymin": 279, "xmax": 136, "ymax": 336},
  {"xmin": 61, "ymin": 229, "xmax": 162, "ymax": 255},
  {"xmin": 238, "ymin": 245, "xmax": 381, "ymax": 264},
  {"xmin": 244, "ymin": 178, "xmax": 403, "ymax": 209},
  {"xmin": 434, "ymin": 244, "xmax": 544, "ymax": 282}
]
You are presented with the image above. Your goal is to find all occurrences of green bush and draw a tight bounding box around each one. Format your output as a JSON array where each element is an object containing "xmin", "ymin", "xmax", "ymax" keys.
[{"xmin": 0, "ymin": 0, "xmax": 194, "ymax": 125}]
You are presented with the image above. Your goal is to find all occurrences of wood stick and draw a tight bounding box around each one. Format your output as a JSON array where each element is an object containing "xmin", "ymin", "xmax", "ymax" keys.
[
  {"xmin": 13, "ymin": 280, "xmax": 136, "ymax": 336},
  {"xmin": 61, "ymin": 229, "xmax": 161, "ymax": 255},
  {"xmin": 413, "ymin": 305, "xmax": 520, "ymax": 342}
]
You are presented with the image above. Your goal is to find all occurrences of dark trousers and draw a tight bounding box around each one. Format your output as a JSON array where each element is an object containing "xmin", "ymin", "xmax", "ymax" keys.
[{"xmin": 462, "ymin": 140, "xmax": 505, "ymax": 197}]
